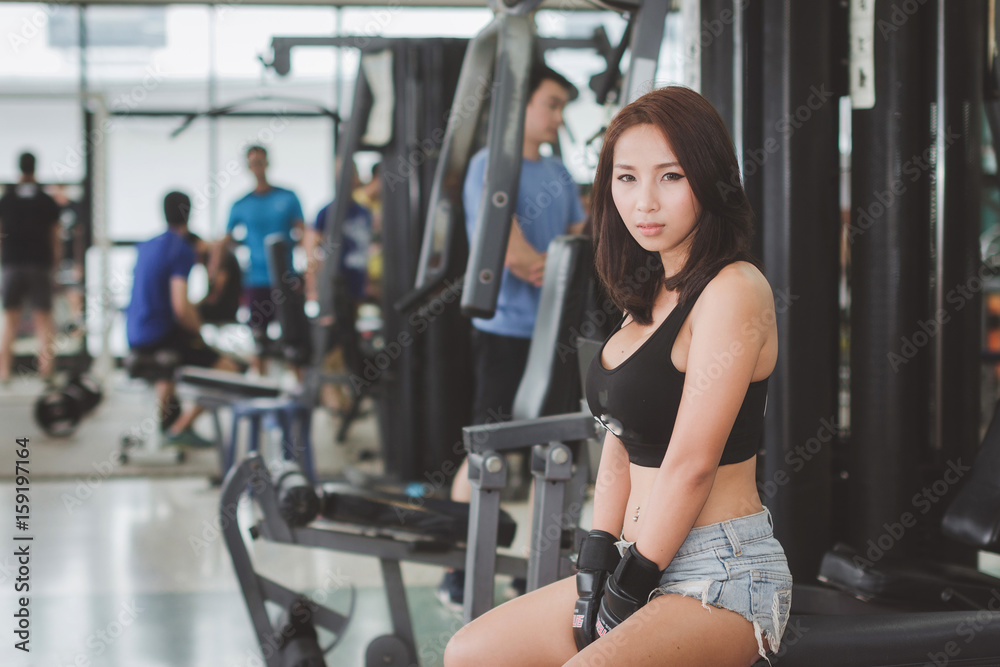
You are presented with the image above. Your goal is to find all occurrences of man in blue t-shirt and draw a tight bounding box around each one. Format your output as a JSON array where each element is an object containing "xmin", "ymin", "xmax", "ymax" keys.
[
  {"xmin": 304, "ymin": 165, "xmax": 374, "ymax": 414},
  {"xmin": 218, "ymin": 145, "xmax": 305, "ymax": 373},
  {"xmin": 307, "ymin": 197, "xmax": 373, "ymax": 305},
  {"xmin": 127, "ymin": 191, "xmax": 241, "ymax": 447},
  {"xmin": 439, "ymin": 63, "xmax": 586, "ymax": 608}
]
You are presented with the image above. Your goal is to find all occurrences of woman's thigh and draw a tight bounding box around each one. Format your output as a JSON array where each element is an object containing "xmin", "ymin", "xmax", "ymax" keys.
[
  {"xmin": 565, "ymin": 593, "xmax": 762, "ymax": 667},
  {"xmin": 444, "ymin": 575, "xmax": 579, "ymax": 667}
]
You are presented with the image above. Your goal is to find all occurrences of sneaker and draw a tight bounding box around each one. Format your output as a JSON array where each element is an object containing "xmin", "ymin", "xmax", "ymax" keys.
[
  {"xmin": 165, "ymin": 428, "xmax": 215, "ymax": 449},
  {"xmin": 436, "ymin": 569, "xmax": 465, "ymax": 613}
]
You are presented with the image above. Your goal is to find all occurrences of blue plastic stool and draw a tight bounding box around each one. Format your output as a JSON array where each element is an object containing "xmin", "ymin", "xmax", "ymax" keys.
[{"xmin": 226, "ymin": 397, "xmax": 315, "ymax": 483}]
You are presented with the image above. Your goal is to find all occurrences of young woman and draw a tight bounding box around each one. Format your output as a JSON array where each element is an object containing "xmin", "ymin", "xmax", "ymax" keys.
[{"xmin": 444, "ymin": 86, "xmax": 791, "ymax": 667}]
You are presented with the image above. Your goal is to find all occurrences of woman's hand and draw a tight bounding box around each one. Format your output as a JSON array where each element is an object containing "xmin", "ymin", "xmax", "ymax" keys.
[{"xmin": 594, "ymin": 543, "xmax": 662, "ymax": 637}]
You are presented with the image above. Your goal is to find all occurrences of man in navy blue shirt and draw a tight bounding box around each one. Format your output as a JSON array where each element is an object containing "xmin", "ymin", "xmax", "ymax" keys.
[
  {"xmin": 217, "ymin": 145, "xmax": 305, "ymax": 374},
  {"xmin": 304, "ymin": 162, "xmax": 373, "ymax": 414},
  {"xmin": 127, "ymin": 191, "xmax": 240, "ymax": 446}
]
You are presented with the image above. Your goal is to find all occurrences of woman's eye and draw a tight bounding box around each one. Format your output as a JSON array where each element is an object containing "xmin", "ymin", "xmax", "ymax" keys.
[
  {"xmin": 616, "ymin": 174, "xmax": 635, "ymax": 183},
  {"xmin": 663, "ymin": 172, "xmax": 684, "ymax": 181}
]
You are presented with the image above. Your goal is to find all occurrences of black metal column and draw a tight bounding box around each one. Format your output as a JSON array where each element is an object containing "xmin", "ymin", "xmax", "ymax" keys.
[
  {"xmin": 759, "ymin": 0, "xmax": 841, "ymax": 580},
  {"xmin": 699, "ymin": 0, "xmax": 737, "ymax": 137},
  {"xmin": 927, "ymin": 0, "xmax": 985, "ymax": 564},
  {"xmin": 848, "ymin": 0, "xmax": 934, "ymax": 561}
]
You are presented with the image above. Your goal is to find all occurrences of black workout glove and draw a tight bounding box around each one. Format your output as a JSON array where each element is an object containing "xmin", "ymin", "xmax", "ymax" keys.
[
  {"xmin": 594, "ymin": 543, "xmax": 663, "ymax": 638},
  {"xmin": 572, "ymin": 530, "xmax": 621, "ymax": 650}
]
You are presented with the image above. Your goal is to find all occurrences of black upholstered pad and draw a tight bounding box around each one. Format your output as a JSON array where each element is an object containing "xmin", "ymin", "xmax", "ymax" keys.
[
  {"xmin": 513, "ymin": 235, "xmax": 611, "ymax": 421},
  {"xmin": 818, "ymin": 543, "xmax": 1000, "ymax": 610},
  {"xmin": 942, "ymin": 399, "xmax": 1000, "ymax": 553},
  {"xmin": 175, "ymin": 367, "xmax": 283, "ymax": 398},
  {"xmin": 320, "ymin": 484, "xmax": 517, "ymax": 548},
  {"xmin": 751, "ymin": 611, "xmax": 1000, "ymax": 666}
]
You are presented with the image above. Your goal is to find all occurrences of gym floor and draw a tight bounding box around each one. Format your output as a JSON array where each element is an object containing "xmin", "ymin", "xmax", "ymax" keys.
[{"xmin": 0, "ymin": 369, "xmax": 534, "ymax": 667}]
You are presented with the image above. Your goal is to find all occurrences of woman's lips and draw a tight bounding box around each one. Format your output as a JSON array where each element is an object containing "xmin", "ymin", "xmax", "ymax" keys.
[{"xmin": 636, "ymin": 223, "xmax": 664, "ymax": 236}]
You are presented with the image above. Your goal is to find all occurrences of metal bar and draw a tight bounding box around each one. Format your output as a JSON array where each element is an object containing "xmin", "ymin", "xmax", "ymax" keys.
[
  {"xmin": 460, "ymin": 13, "xmax": 534, "ymax": 318},
  {"xmin": 413, "ymin": 17, "xmax": 499, "ymax": 292},
  {"xmin": 464, "ymin": 452, "xmax": 506, "ymax": 622},
  {"xmin": 219, "ymin": 458, "xmax": 283, "ymax": 667},
  {"xmin": 463, "ymin": 411, "xmax": 595, "ymax": 454},
  {"xmin": 527, "ymin": 443, "xmax": 572, "ymax": 592},
  {"xmin": 108, "ymin": 110, "xmax": 336, "ymax": 118},
  {"xmin": 380, "ymin": 558, "xmax": 417, "ymax": 659},
  {"xmin": 621, "ymin": 0, "xmax": 668, "ymax": 103}
]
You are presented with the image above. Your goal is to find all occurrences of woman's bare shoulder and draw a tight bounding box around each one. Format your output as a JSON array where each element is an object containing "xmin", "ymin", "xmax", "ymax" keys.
[{"xmin": 704, "ymin": 261, "xmax": 772, "ymax": 303}]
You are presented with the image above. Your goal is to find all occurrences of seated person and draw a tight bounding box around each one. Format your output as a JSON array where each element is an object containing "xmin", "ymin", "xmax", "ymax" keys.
[
  {"xmin": 126, "ymin": 191, "xmax": 241, "ymax": 447},
  {"xmin": 304, "ymin": 171, "xmax": 373, "ymax": 415},
  {"xmin": 186, "ymin": 233, "xmax": 242, "ymax": 325}
]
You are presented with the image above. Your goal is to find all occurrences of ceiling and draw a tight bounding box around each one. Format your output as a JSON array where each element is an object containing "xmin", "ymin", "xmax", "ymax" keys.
[{"xmin": 0, "ymin": 0, "xmax": 624, "ymax": 8}]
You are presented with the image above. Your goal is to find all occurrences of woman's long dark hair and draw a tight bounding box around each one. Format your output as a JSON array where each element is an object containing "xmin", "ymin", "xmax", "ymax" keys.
[{"xmin": 592, "ymin": 86, "xmax": 756, "ymax": 325}]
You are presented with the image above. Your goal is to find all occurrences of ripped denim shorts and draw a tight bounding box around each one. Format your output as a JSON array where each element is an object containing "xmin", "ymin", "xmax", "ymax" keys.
[{"xmin": 618, "ymin": 507, "xmax": 792, "ymax": 663}]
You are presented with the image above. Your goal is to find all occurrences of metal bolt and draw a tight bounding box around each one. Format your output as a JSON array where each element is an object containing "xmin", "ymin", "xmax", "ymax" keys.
[
  {"xmin": 492, "ymin": 191, "xmax": 508, "ymax": 207},
  {"xmin": 551, "ymin": 448, "xmax": 568, "ymax": 465},
  {"xmin": 485, "ymin": 456, "xmax": 503, "ymax": 473}
]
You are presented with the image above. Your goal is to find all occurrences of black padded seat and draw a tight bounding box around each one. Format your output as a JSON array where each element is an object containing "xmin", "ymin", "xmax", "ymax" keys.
[
  {"xmin": 174, "ymin": 367, "xmax": 283, "ymax": 399},
  {"xmin": 512, "ymin": 234, "xmax": 612, "ymax": 421},
  {"xmin": 819, "ymin": 400, "xmax": 1000, "ymax": 610},
  {"xmin": 751, "ymin": 611, "xmax": 1000, "ymax": 666},
  {"xmin": 942, "ymin": 399, "xmax": 1000, "ymax": 552},
  {"xmin": 321, "ymin": 483, "xmax": 517, "ymax": 548},
  {"xmin": 818, "ymin": 543, "xmax": 1000, "ymax": 610}
]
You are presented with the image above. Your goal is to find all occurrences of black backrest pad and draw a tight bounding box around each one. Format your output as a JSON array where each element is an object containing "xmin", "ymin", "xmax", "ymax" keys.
[
  {"xmin": 513, "ymin": 235, "xmax": 603, "ymax": 421},
  {"xmin": 320, "ymin": 484, "xmax": 517, "ymax": 547},
  {"xmin": 942, "ymin": 399, "xmax": 1000, "ymax": 552}
]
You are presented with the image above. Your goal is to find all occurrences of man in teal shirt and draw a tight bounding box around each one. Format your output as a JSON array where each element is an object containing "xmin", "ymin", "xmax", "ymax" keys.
[{"xmin": 218, "ymin": 145, "xmax": 305, "ymax": 373}]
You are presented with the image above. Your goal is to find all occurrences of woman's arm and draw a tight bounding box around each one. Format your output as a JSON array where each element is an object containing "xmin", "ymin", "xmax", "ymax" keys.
[
  {"xmin": 635, "ymin": 266, "xmax": 774, "ymax": 569},
  {"xmin": 590, "ymin": 430, "xmax": 631, "ymax": 536}
]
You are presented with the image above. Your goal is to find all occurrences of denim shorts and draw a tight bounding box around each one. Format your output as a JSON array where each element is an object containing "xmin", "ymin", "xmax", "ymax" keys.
[{"xmin": 619, "ymin": 507, "xmax": 792, "ymax": 663}]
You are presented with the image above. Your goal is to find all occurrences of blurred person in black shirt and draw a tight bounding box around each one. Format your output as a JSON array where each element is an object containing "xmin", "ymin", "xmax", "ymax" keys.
[{"xmin": 0, "ymin": 152, "xmax": 61, "ymax": 383}]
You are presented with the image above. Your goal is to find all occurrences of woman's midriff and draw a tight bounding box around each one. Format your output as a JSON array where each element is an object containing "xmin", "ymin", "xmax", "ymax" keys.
[{"xmin": 621, "ymin": 456, "xmax": 763, "ymax": 543}]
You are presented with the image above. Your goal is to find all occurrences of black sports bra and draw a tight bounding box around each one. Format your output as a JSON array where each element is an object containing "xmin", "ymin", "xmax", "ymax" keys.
[{"xmin": 585, "ymin": 280, "xmax": 769, "ymax": 468}]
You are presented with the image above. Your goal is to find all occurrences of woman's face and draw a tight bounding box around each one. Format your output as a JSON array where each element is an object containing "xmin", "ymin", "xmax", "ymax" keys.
[{"xmin": 610, "ymin": 123, "xmax": 701, "ymax": 266}]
